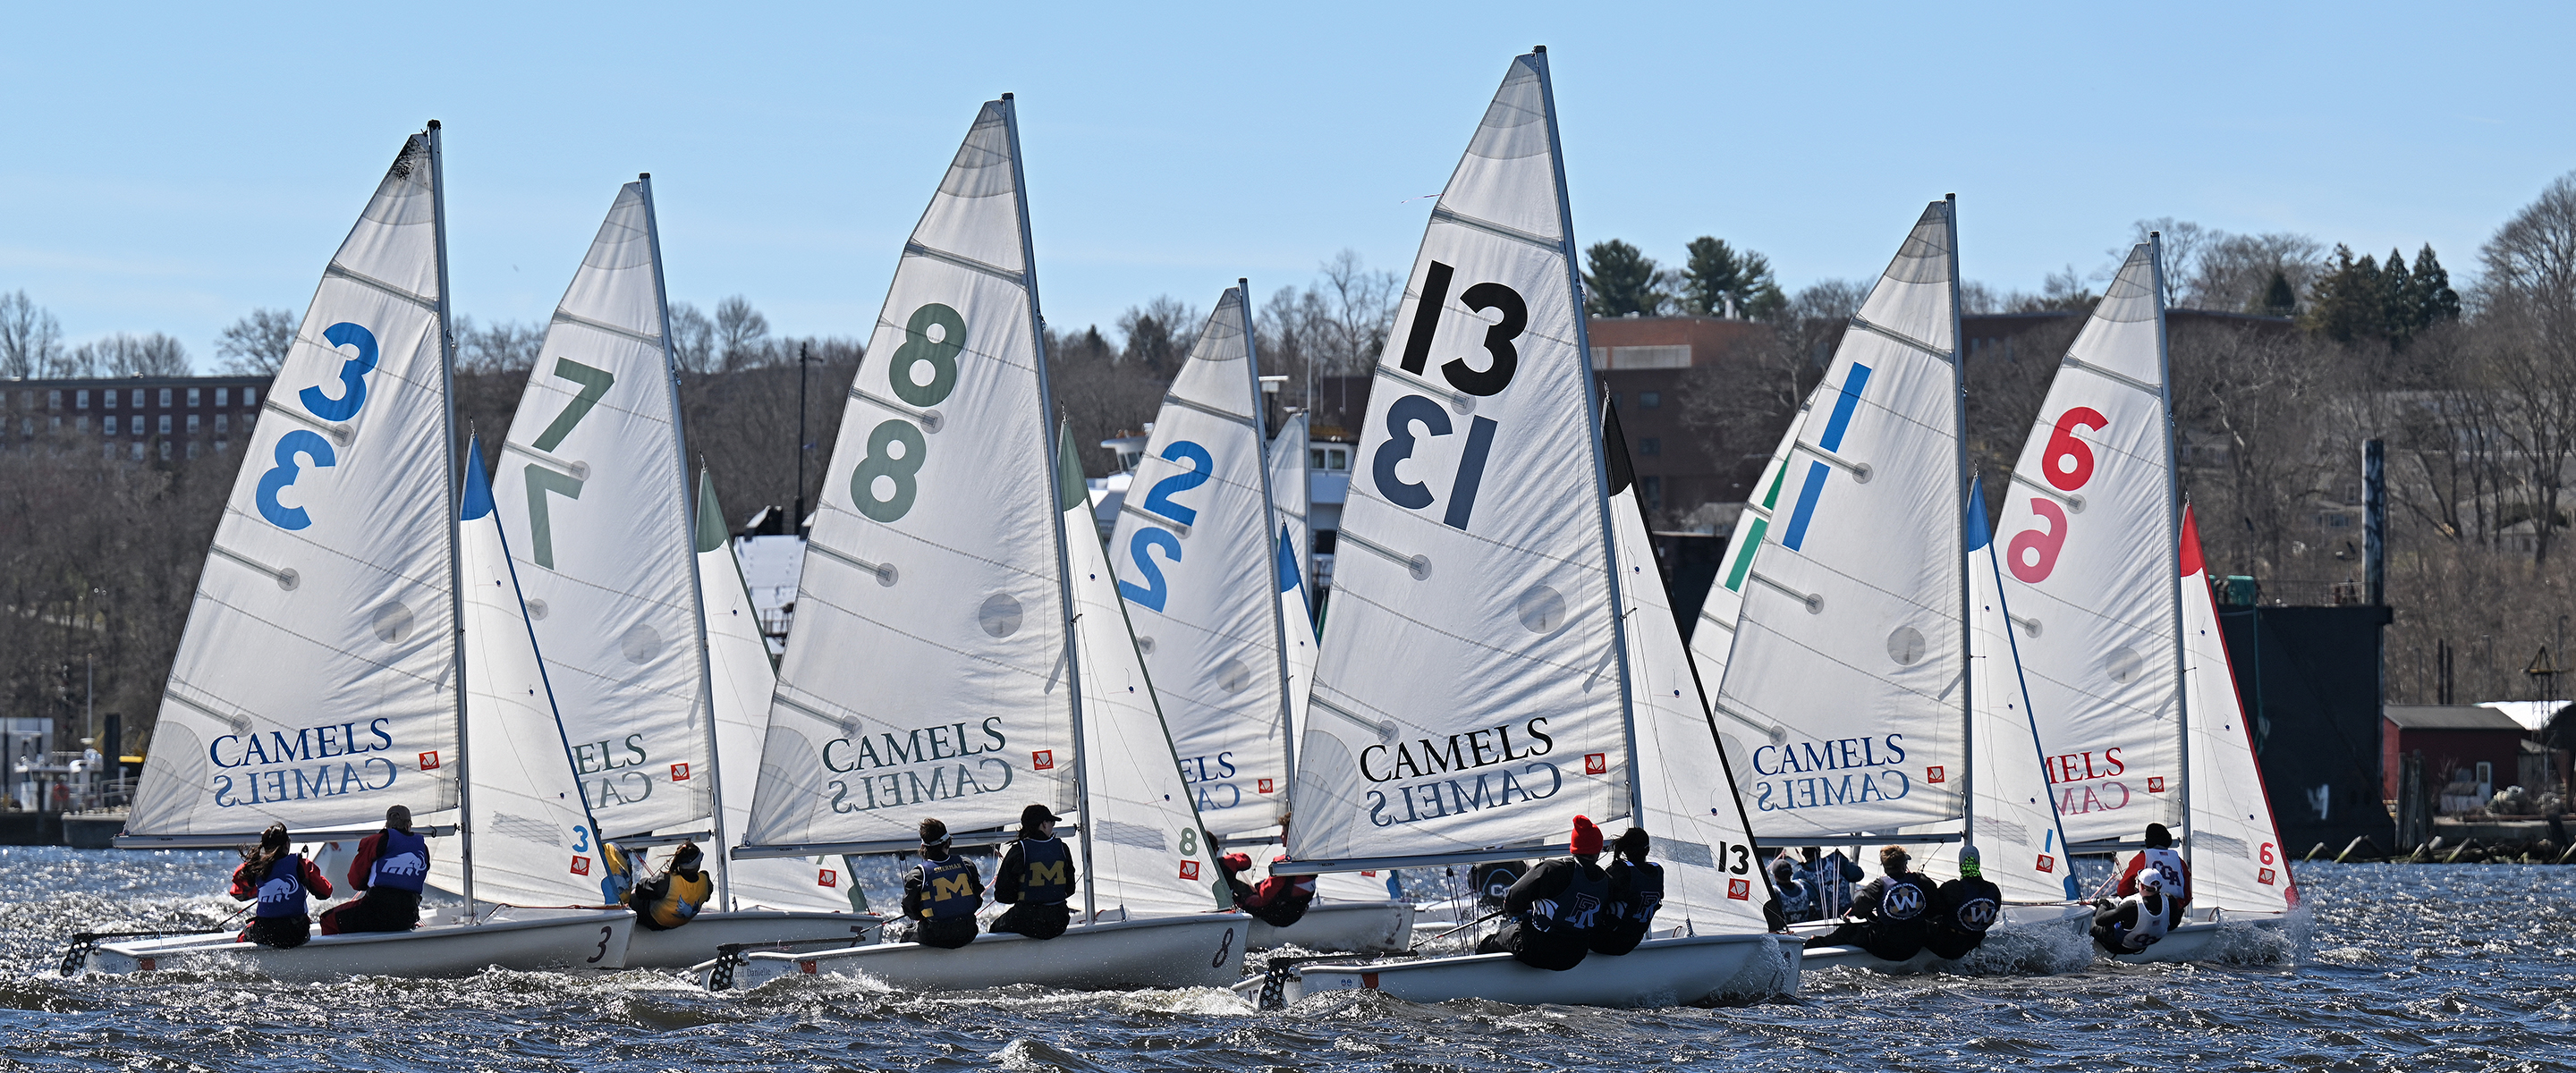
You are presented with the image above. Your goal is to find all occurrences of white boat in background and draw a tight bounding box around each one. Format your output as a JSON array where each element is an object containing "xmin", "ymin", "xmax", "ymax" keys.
[
  {"xmin": 1259, "ymin": 49, "xmax": 1795, "ymax": 1010},
  {"xmin": 81, "ymin": 126, "xmax": 633, "ymax": 979},
  {"xmin": 711, "ymin": 96, "xmax": 1244, "ymax": 993}
]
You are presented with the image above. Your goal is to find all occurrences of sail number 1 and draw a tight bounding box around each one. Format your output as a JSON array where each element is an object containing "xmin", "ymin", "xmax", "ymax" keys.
[
  {"xmin": 852, "ymin": 304, "xmax": 964, "ymax": 523},
  {"xmin": 1370, "ymin": 261, "xmax": 1527, "ymax": 532}
]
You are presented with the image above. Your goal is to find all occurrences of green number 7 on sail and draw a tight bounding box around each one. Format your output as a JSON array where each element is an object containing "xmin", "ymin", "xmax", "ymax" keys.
[{"xmin": 523, "ymin": 358, "xmax": 615, "ymax": 569}]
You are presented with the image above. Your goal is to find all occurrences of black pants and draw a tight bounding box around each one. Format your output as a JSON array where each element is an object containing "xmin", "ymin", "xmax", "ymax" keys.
[
  {"xmin": 907, "ymin": 915, "xmax": 979, "ymax": 949},
  {"xmin": 1804, "ymin": 920, "xmax": 1925, "ymax": 961},
  {"xmin": 1923, "ymin": 925, "xmax": 1986, "ymax": 959},
  {"xmin": 320, "ymin": 890, "xmax": 421, "ymax": 935},
  {"xmin": 1476, "ymin": 919, "xmax": 1588, "ymax": 971},
  {"xmin": 241, "ymin": 915, "xmax": 311, "ymax": 949},
  {"xmin": 990, "ymin": 900, "xmax": 1069, "ymax": 940}
]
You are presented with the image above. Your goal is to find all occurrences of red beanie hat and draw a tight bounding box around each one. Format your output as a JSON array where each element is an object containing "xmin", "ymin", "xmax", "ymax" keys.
[{"xmin": 1570, "ymin": 815, "xmax": 1603, "ymax": 856}]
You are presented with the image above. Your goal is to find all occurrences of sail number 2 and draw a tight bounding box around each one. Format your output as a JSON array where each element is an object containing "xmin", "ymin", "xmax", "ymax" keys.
[
  {"xmin": 2006, "ymin": 406, "xmax": 2107, "ymax": 583},
  {"xmin": 852, "ymin": 303, "xmax": 963, "ymax": 523},
  {"xmin": 1370, "ymin": 261, "xmax": 1526, "ymax": 532},
  {"xmin": 258, "ymin": 322, "xmax": 377, "ymax": 530}
]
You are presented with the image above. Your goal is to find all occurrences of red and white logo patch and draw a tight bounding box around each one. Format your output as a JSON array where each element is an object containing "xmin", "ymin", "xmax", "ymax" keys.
[
  {"xmin": 818, "ymin": 869, "xmax": 838, "ymax": 888},
  {"xmin": 2036, "ymin": 854, "xmax": 2056, "ymax": 874},
  {"xmin": 1925, "ymin": 765, "xmax": 1946, "ymax": 784},
  {"xmin": 570, "ymin": 856, "xmax": 591, "ymax": 876},
  {"xmin": 1726, "ymin": 878, "xmax": 1750, "ymax": 900},
  {"xmin": 2148, "ymin": 776, "xmax": 2167, "ymax": 793},
  {"xmin": 1257, "ymin": 778, "xmax": 1275, "ymax": 794},
  {"xmin": 798, "ymin": 959, "xmax": 818, "ymax": 975},
  {"xmin": 1360, "ymin": 870, "xmax": 1378, "ymax": 877},
  {"xmin": 1584, "ymin": 753, "xmax": 1607, "ymax": 775},
  {"xmin": 1179, "ymin": 860, "xmax": 1201, "ymax": 881},
  {"xmin": 1032, "ymin": 750, "xmax": 1055, "ymax": 771},
  {"xmin": 419, "ymin": 751, "xmax": 441, "ymax": 771},
  {"xmin": 670, "ymin": 762, "xmax": 691, "ymax": 782},
  {"xmin": 2258, "ymin": 866, "xmax": 2277, "ymax": 886}
]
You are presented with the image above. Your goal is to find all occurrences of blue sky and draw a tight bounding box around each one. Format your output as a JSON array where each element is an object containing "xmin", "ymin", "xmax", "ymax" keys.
[{"xmin": 4, "ymin": 4, "xmax": 2571, "ymax": 368}]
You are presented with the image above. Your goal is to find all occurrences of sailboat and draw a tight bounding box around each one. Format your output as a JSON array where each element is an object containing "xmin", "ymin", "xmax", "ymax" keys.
[
  {"xmin": 477, "ymin": 177, "xmax": 868, "ymax": 966},
  {"xmin": 1683, "ymin": 407, "xmax": 1805, "ymax": 695},
  {"xmin": 1104, "ymin": 285, "xmax": 1411, "ymax": 954},
  {"xmin": 1257, "ymin": 50, "xmax": 1796, "ymax": 1009},
  {"xmin": 708, "ymin": 97, "xmax": 1246, "ymax": 993},
  {"xmin": 84, "ymin": 129, "xmax": 635, "ymax": 976}
]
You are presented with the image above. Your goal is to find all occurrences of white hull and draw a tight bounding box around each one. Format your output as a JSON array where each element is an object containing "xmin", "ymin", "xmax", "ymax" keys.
[
  {"xmin": 623, "ymin": 910, "xmax": 885, "ymax": 968},
  {"xmin": 2106, "ymin": 908, "xmax": 2293, "ymax": 964},
  {"xmin": 1798, "ymin": 903, "xmax": 2094, "ymax": 975},
  {"xmin": 83, "ymin": 908, "xmax": 635, "ymax": 981},
  {"xmin": 1246, "ymin": 901, "xmax": 1415, "ymax": 953},
  {"xmin": 710, "ymin": 913, "xmax": 1250, "ymax": 992},
  {"xmin": 1265, "ymin": 932, "xmax": 1801, "ymax": 1009}
]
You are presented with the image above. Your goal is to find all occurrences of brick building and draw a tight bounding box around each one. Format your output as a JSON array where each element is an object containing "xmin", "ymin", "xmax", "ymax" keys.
[{"xmin": 4, "ymin": 374, "xmax": 274, "ymax": 461}]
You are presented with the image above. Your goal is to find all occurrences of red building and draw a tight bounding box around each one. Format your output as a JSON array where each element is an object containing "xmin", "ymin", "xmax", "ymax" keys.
[{"xmin": 2381, "ymin": 704, "xmax": 2529, "ymax": 811}]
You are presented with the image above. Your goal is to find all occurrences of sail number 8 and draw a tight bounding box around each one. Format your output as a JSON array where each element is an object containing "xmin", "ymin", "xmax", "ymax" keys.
[
  {"xmin": 1370, "ymin": 261, "xmax": 1526, "ymax": 533},
  {"xmin": 852, "ymin": 304, "xmax": 964, "ymax": 522}
]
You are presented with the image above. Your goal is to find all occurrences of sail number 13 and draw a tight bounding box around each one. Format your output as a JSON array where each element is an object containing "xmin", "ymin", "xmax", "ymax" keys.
[{"xmin": 1370, "ymin": 261, "xmax": 1527, "ymax": 532}]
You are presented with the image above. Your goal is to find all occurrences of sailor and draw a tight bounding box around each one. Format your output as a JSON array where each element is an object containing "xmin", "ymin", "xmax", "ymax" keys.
[
  {"xmin": 1809, "ymin": 847, "xmax": 1862, "ymax": 917},
  {"xmin": 2113, "ymin": 823, "xmax": 2192, "ymax": 929},
  {"xmin": 1801, "ymin": 845, "xmax": 1935, "ymax": 961},
  {"xmin": 625, "ymin": 842, "xmax": 714, "ymax": 931},
  {"xmin": 1770, "ymin": 853, "xmax": 1816, "ymax": 924},
  {"xmin": 900, "ymin": 818, "xmax": 985, "ymax": 949},
  {"xmin": 991, "ymin": 804, "xmax": 1078, "ymax": 940},
  {"xmin": 2092, "ymin": 868, "xmax": 2174, "ymax": 952},
  {"xmin": 1218, "ymin": 851, "xmax": 1317, "ymax": 928},
  {"xmin": 1591, "ymin": 827, "xmax": 1664, "ymax": 955},
  {"xmin": 227, "ymin": 823, "xmax": 333, "ymax": 949},
  {"xmin": 1923, "ymin": 845, "xmax": 2004, "ymax": 959},
  {"xmin": 318, "ymin": 805, "xmax": 428, "ymax": 935},
  {"xmin": 1473, "ymin": 815, "xmax": 1612, "ymax": 971}
]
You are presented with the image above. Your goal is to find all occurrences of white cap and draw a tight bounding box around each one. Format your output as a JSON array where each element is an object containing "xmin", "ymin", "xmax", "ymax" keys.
[{"xmin": 2137, "ymin": 869, "xmax": 2167, "ymax": 892}]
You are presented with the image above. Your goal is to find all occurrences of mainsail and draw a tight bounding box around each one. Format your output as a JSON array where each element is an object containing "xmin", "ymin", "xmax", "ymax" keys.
[
  {"xmin": 741, "ymin": 97, "xmax": 1077, "ymax": 857},
  {"xmin": 1684, "ymin": 404, "xmax": 1808, "ymax": 693},
  {"xmin": 2179, "ymin": 506, "xmax": 2298, "ymax": 912},
  {"xmin": 126, "ymin": 128, "xmax": 462, "ymax": 845},
  {"xmin": 492, "ymin": 178, "xmax": 713, "ymax": 846},
  {"xmin": 1997, "ymin": 242, "xmax": 2184, "ymax": 844},
  {"xmin": 1713, "ymin": 203, "xmax": 1970, "ymax": 841},
  {"xmin": 1106, "ymin": 286, "xmax": 1293, "ymax": 836},
  {"xmin": 1290, "ymin": 49, "xmax": 1638, "ymax": 868}
]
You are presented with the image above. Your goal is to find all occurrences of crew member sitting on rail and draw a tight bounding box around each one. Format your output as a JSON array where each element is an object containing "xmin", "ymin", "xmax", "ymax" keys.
[
  {"xmin": 2114, "ymin": 823, "xmax": 2192, "ymax": 930},
  {"xmin": 901, "ymin": 817, "xmax": 984, "ymax": 950},
  {"xmin": 1591, "ymin": 827, "xmax": 1664, "ymax": 955},
  {"xmin": 1922, "ymin": 845, "xmax": 2004, "ymax": 959},
  {"xmin": 1475, "ymin": 815, "xmax": 1612, "ymax": 971},
  {"xmin": 1802, "ymin": 845, "xmax": 1936, "ymax": 960},
  {"xmin": 319, "ymin": 805, "xmax": 428, "ymax": 935},
  {"xmin": 2093, "ymin": 868, "xmax": 2174, "ymax": 952},
  {"xmin": 1219, "ymin": 850, "xmax": 1317, "ymax": 928},
  {"xmin": 625, "ymin": 842, "xmax": 713, "ymax": 931},
  {"xmin": 1771, "ymin": 853, "xmax": 1816, "ymax": 923},
  {"xmin": 992, "ymin": 804, "xmax": 1077, "ymax": 940},
  {"xmin": 229, "ymin": 823, "xmax": 332, "ymax": 950}
]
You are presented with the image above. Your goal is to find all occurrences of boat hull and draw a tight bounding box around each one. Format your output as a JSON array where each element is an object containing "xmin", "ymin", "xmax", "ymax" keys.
[
  {"xmin": 83, "ymin": 908, "xmax": 635, "ymax": 981},
  {"xmin": 623, "ymin": 910, "xmax": 885, "ymax": 968},
  {"xmin": 1269, "ymin": 932, "xmax": 1801, "ymax": 1008},
  {"xmin": 2106, "ymin": 908, "xmax": 2292, "ymax": 964},
  {"xmin": 1799, "ymin": 903, "xmax": 2094, "ymax": 974},
  {"xmin": 711, "ymin": 913, "xmax": 1250, "ymax": 992},
  {"xmin": 1245, "ymin": 900, "xmax": 1414, "ymax": 953}
]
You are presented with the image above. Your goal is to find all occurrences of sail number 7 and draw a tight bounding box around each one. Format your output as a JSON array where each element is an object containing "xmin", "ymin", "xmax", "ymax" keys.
[
  {"xmin": 523, "ymin": 359, "xmax": 617, "ymax": 570},
  {"xmin": 852, "ymin": 304, "xmax": 963, "ymax": 523},
  {"xmin": 1369, "ymin": 261, "xmax": 1525, "ymax": 532}
]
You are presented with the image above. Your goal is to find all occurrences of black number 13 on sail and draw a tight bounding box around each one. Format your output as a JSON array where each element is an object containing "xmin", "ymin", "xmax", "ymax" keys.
[{"xmin": 1371, "ymin": 260, "xmax": 1527, "ymax": 533}]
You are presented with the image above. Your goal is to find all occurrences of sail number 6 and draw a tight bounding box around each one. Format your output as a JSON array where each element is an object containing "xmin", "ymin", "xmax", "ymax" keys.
[
  {"xmin": 852, "ymin": 304, "xmax": 963, "ymax": 522},
  {"xmin": 2007, "ymin": 406, "xmax": 2107, "ymax": 583}
]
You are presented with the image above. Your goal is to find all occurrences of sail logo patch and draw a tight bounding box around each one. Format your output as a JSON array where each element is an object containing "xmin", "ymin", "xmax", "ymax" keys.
[
  {"xmin": 1925, "ymin": 765, "xmax": 1946, "ymax": 783},
  {"xmin": 419, "ymin": 751, "xmax": 440, "ymax": 770},
  {"xmin": 1179, "ymin": 860, "xmax": 1200, "ymax": 881},
  {"xmin": 2037, "ymin": 854, "xmax": 2056, "ymax": 873},
  {"xmin": 1032, "ymin": 750, "xmax": 1055, "ymax": 771},
  {"xmin": 2147, "ymin": 777, "xmax": 2166, "ymax": 793},
  {"xmin": 670, "ymin": 763, "xmax": 691, "ymax": 782},
  {"xmin": 2258, "ymin": 866, "xmax": 2277, "ymax": 886},
  {"xmin": 570, "ymin": 856, "xmax": 591, "ymax": 876},
  {"xmin": 1584, "ymin": 753, "xmax": 1607, "ymax": 775},
  {"xmin": 1257, "ymin": 779, "xmax": 1275, "ymax": 794},
  {"xmin": 818, "ymin": 868, "xmax": 838, "ymax": 888},
  {"xmin": 1727, "ymin": 878, "xmax": 1750, "ymax": 900}
]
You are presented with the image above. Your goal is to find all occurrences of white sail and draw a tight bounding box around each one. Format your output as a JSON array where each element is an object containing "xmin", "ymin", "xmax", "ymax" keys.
[
  {"xmin": 2179, "ymin": 507, "xmax": 2298, "ymax": 913},
  {"xmin": 1268, "ymin": 410, "xmax": 1318, "ymax": 767},
  {"xmin": 128, "ymin": 130, "xmax": 461, "ymax": 841},
  {"xmin": 1605, "ymin": 407, "xmax": 1775, "ymax": 934},
  {"xmin": 1291, "ymin": 51, "xmax": 1633, "ymax": 867},
  {"xmin": 1684, "ymin": 404, "xmax": 1807, "ymax": 693},
  {"xmin": 696, "ymin": 473, "xmax": 849, "ymax": 911},
  {"xmin": 493, "ymin": 179, "xmax": 710, "ymax": 841},
  {"xmin": 1062, "ymin": 429, "xmax": 1226, "ymax": 917},
  {"xmin": 743, "ymin": 97, "xmax": 1077, "ymax": 855},
  {"xmin": 1106, "ymin": 286, "xmax": 1291, "ymax": 834},
  {"xmin": 431, "ymin": 441, "xmax": 612, "ymax": 907},
  {"xmin": 1714, "ymin": 203, "xmax": 1968, "ymax": 840},
  {"xmin": 1998, "ymin": 244, "xmax": 2183, "ymax": 842}
]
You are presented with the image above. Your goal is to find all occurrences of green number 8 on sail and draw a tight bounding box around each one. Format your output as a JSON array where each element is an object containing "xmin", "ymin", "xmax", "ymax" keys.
[{"xmin": 890, "ymin": 302, "xmax": 963, "ymax": 407}]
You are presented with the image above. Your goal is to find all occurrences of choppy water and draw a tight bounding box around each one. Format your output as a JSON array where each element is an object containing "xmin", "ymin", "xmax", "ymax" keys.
[{"xmin": 2, "ymin": 848, "xmax": 2570, "ymax": 1071}]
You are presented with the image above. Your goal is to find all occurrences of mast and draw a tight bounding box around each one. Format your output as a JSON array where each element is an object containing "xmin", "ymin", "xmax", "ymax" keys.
[
  {"xmin": 640, "ymin": 172, "xmax": 732, "ymax": 911},
  {"xmin": 2151, "ymin": 231, "xmax": 2190, "ymax": 871},
  {"xmin": 1003, "ymin": 94, "xmax": 1093, "ymax": 924},
  {"xmin": 427, "ymin": 119, "xmax": 473, "ymax": 917},
  {"xmin": 1242, "ymin": 277, "xmax": 1298, "ymax": 822},
  {"xmin": 1534, "ymin": 45, "xmax": 1645, "ymax": 825},
  {"xmin": 1946, "ymin": 193, "xmax": 1973, "ymax": 848}
]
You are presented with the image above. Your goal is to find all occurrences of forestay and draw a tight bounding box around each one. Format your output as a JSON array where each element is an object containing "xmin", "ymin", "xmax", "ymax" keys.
[
  {"xmin": 494, "ymin": 180, "xmax": 710, "ymax": 840},
  {"xmin": 1107, "ymin": 287, "xmax": 1292, "ymax": 834},
  {"xmin": 2179, "ymin": 507, "xmax": 2297, "ymax": 913},
  {"xmin": 1686, "ymin": 402, "xmax": 1809, "ymax": 694},
  {"xmin": 1291, "ymin": 50, "xmax": 1633, "ymax": 868},
  {"xmin": 1997, "ymin": 244, "xmax": 2183, "ymax": 842},
  {"xmin": 127, "ymin": 130, "xmax": 461, "ymax": 842},
  {"xmin": 1061, "ymin": 428, "xmax": 1226, "ymax": 916},
  {"xmin": 743, "ymin": 97, "xmax": 1075, "ymax": 856},
  {"xmin": 1715, "ymin": 203, "xmax": 1969, "ymax": 840}
]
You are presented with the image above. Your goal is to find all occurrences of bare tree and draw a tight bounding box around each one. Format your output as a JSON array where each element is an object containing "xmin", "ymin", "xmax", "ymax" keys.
[
  {"xmin": 2112, "ymin": 219, "xmax": 2213, "ymax": 308},
  {"xmin": 2189, "ymin": 232, "xmax": 2326, "ymax": 312},
  {"xmin": 2475, "ymin": 172, "xmax": 2576, "ymax": 562},
  {"xmin": 72, "ymin": 333, "xmax": 191, "ymax": 376},
  {"xmin": 1257, "ymin": 249, "xmax": 1402, "ymax": 408},
  {"xmin": 1116, "ymin": 295, "xmax": 1203, "ymax": 376},
  {"xmin": 668, "ymin": 300, "xmax": 716, "ymax": 374},
  {"xmin": 716, "ymin": 295, "xmax": 771, "ymax": 371},
  {"xmin": 1677, "ymin": 279, "xmax": 1867, "ymax": 478},
  {"xmin": 215, "ymin": 308, "xmax": 297, "ymax": 375},
  {"xmin": 452, "ymin": 317, "xmax": 542, "ymax": 376},
  {"xmin": 0, "ymin": 291, "xmax": 64, "ymax": 378}
]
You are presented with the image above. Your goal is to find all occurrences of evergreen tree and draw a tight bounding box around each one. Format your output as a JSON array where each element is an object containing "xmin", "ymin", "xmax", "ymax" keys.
[
  {"xmin": 2251, "ymin": 270, "xmax": 2299, "ymax": 317},
  {"xmin": 1678, "ymin": 236, "xmax": 1786, "ymax": 319},
  {"xmin": 2380, "ymin": 247, "xmax": 2419, "ymax": 345},
  {"xmin": 2413, "ymin": 243, "xmax": 2462, "ymax": 324},
  {"xmin": 2301, "ymin": 244, "xmax": 2385, "ymax": 342},
  {"xmin": 1583, "ymin": 240, "xmax": 1669, "ymax": 317}
]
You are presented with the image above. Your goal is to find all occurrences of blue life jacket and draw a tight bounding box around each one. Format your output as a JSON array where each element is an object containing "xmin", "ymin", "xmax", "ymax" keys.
[
  {"xmin": 1612, "ymin": 860, "xmax": 1665, "ymax": 931},
  {"xmin": 369, "ymin": 829, "xmax": 429, "ymax": 892},
  {"xmin": 254, "ymin": 854, "xmax": 309, "ymax": 918},
  {"xmin": 919, "ymin": 856, "xmax": 979, "ymax": 920},
  {"xmin": 1015, "ymin": 838, "xmax": 1073, "ymax": 905},
  {"xmin": 1527, "ymin": 860, "xmax": 1609, "ymax": 936}
]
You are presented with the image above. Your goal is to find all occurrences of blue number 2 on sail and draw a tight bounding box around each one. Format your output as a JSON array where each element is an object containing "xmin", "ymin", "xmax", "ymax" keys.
[{"xmin": 1120, "ymin": 441, "xmax": 1213, "ymax": 612}]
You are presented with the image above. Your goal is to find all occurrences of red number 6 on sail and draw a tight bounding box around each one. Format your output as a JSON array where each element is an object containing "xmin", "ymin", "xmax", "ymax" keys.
[
  {"xmin": 2008, "ymin": 498, "xmax": 2070, "ymax": 583},
  {"xmin": 2043, "ymin": 406, "xmax": 2109, "ymax": 492}
]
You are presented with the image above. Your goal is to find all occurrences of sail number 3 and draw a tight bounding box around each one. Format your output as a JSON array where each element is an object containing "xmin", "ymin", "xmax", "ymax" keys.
[
  {"xmin": 1370, "ymin": 261, "xmax": 1526, "ymax": 532},
  {"xmin": 852, "ymin": 304, "xmax": 963, "ymax": 523},
  {"xmin": 258, "ymin": 322, "xmax": 378, "ymax": 531}
]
